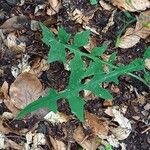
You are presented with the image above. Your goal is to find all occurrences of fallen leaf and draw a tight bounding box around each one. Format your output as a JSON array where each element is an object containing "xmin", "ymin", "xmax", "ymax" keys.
[
  {"xmin": 0, "ymin": 81, "xmax": 9, "ymax": 100},
  {"xmin": 118, "ymin": 28, "xmax": 140, "ymax": 49},
  {"xmin": 29, "ymin": 57, "xmax": 49, "ymax": 77},
  {"xmin": 99, "ymin": 0, "xmax": 114, "ymax": 11},
  {"xmin": 145, "ymin": 58, "xmax": 150, "ymax": 70},
  {"xmin": 4, "ymin": 99, "xmax": 20, "ymax": 115},
  {"xmin": 73, "ymin": 126, "xmax": 99, "ymax": 150},
  {"xmin": 85, "ymin": 112, "xmax": 109, "ymax": 139},
  {"xmin": 7, "ymin": 139, "xmax": 23, "ymax": 150},
  {"xmin": 119, "ymin": 10, "xmax": 150, "ymax": 48},
  {"xmin": 9, "ymin": 72, "xmax": 43, "ymax": 109},
  {"xmin": 135, "ymin": 10, "xmax": 150, "ymax": 39},
  {"xmin": 6, "ymin": 33, "xmax": 26, "ymax": 53},
  {"xmin": 50, "ymin": 136, "xmax": 67, "ymax": 150},
  {"xmin": 0, "ymin": 120, "xmax": 13, "ymax": 134},
  {"xmin": 0, "ymin": 15, "xmax": 29, "ymax": 31},
  {"xmin": 47, "ymin": 0, "xmax": 61, "ymax": 16},
  {"xmin": 112, "ymin": 0, "xmax": 150, "ymax": 12},
  {"xmin": 110, "ymin": 126, "xmax": 131, "ymax": 140}
]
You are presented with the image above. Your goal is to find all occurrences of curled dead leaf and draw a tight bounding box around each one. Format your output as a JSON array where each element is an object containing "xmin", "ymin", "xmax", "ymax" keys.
[
  {"xmin": 112, "ymin": 0, "xmax": 150, "ymax": 12},
  {"xmin": 73, "ymin": 126, "xmax": 99, "ymax": 150},
  {"xmin": 118, "ymin": 28, "xmax": 140, "ymax": 49},
  {"xmin": 9, "ymin": 72, "xmax": 43, "ymax": 109},
  {"xmin": 85, "ymin": 112, "xmax": 109, "ymax": 139},
  {"xmin": 50, "ymin": 136, "xmax": 66, "ymax": 150},
  {"xmin": 135, "ymin": 10, "xmax": 150, "ymax": 39},
  {"xmin": 119, "ymin": 10, "xmax": 150, "ymax": 48},
  {"xmin": 29, "ymin": 57, "xmax": 49, "ymax": 77},
  {"xmin": 6, "ymin": 33, "xmax": 26, "ymax": 53},
  {"xmin": 47, "ymin": 0, "xmax": 61, "ymax": 16},
  {"xmin": 110, "ymin": 126, "xmax": 131, "ymax": 140}
]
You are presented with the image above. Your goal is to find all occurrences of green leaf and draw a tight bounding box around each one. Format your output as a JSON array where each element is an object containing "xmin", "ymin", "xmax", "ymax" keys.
[
  {"xmin": 16, "ymin": 97, "xmax": 49, "ymax": 119},
  {"xmin": 17, "ymin": 25, "xmax": 149, "ymax": 122},
  {"xmin": 40, "ymin": 23, "xmax": 54, "ymax": 46},
  {"xmin": 91, "ymin": 44, "xmax": 108, "ymax": 57},
  {"xmin": 58, "ymin": 27, "xmax": 70, "ymax": 43},
  {"xmin": 105, "ymin": 144, "xmax": 113, "ymax": 150},
  {"xmin": 68, "ymin": 96, "xmax": 85, "ymax": 122},
  {"xmin": 87, "ymin": 85, "xmax": 113, "ymax": 99},
  {"xmin": 144, "ymin": 71, "xmax": 150, "ymax": 85},
  {"xmin": 48, "ymin": 40, "xmax": 66, "ymax": 63},
  {"xmin": 17, "ymin": 89, "xmax": 58, "ymax": 119},
  {"xmin": 144, "ymin": 46, "xmax": 150, "ymax": 59},
  {"xmin": 90, "ymin": 0, "xmax": 97, "ymax": 5},
  {"xmin": 73, "ymin": 30, "xmax": 90, "ymax": 47}
]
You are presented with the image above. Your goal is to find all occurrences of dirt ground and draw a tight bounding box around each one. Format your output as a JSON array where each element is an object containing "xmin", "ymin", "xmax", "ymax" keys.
[{"xmin": 0, "ymin": 0, "xmax": 150, "ymax": 150}]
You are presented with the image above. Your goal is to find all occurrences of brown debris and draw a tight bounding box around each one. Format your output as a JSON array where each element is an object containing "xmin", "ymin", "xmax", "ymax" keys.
[
  {"xmin": 85, "ymin": 112, "xmax": 109, "ymax": 139},
  {"xmin": 112, "ymin": 0, "xmax": 150, "ymax": 12},
  {"xmin": 9, "ymin": 72, "xmax": 43, "ymax": 109}
]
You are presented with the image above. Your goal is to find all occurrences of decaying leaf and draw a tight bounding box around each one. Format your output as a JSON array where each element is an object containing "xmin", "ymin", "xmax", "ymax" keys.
[
  {"xmin": 99, "ymin": 0, "xmax": 114, "ymax": 11},
  {"xmin": 118, "ymin": 28, "xmax": 140, "ymax": 49},
  {"xmin": 6, "ymin": 33, "xmax": 26, "ymax": 53},
  {"xmin": 85, "ymin": 112, "xmax": 109, "ymax": 139},
  {"xmin": 29, "ymin": 57, "xmax": 49, "ymax": 77},
  {"xmin": 73, "ymin": 126, "xmax": 99, "ymax": 150},
  {"xmin": 50, "ymin": 136, "xmax": 67, "ymax": 150},
  {"xmin": 119, "ymin": 10, "xmax": 150, "ymax": 48},
  {"xmin": 110, "ymin": 126, "xmax": 131, "ymax": 140},
  {"xmin": 47, "ymin": 0, "xmax": 61, "ymax": 16},
  {"xmin": 0, "ymin": 120, "xmax": 12, "ymax": 134},
  {"xmin": 9, "ymin": 72, "xmax": 43, "ymax": 109},
  {"xmin": 0, "ymin": 15, "xmax": 29, "ymax": 31},
  {"xmin": 145, "ymin": 58, "xmax": 150, "ymax": 70},
  {"xmin": 112, "ymin": 0, "xmax": 150, "ymax": 12},
  {"xmin": 135, "ymin": 10, "xmax": 150, "ymax": 39},
  {"xmin": 105, "ymin": 107, "xmax": 132, "ymax": 142},
  {"xmin": 0, "ymin": 81, "xmax": 9, "ymax": 100}
]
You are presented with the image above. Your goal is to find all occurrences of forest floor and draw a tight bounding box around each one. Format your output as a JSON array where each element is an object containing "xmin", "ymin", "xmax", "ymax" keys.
[{"xmin": 0, "ymin": 0, "xmax": 150, "ymax": 150}]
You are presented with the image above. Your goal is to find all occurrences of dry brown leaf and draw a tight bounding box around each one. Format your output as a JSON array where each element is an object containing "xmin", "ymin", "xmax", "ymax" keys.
[
  {"xmin": 119, "ymin": 10, "xmax": 150, "ymax": 48},
  {"xmin": 7, "ymin": 139, "xmax": 23, "ymax": 150},
  {"xmin": 135, "ymin": 10, "xmax": 150, "ymax": 39},
  {"xmin": 6, "ymin": 33, "xmax": 26, "ymax": 53},
  {"xmin": 145, "ymin": 58, "xmax": 150, "ymax": 70},
  {"xmin": 118, "ymin": 27, "xmax": 140, "ymax": 49},
  {"xmin": 0, "ymin": 119, "xmax": 12, "ymax": 134},
  {"xmin": 99, "ymin": 0, "xmax": 114, "ymax": 11},
  {"xmin": 73, "ymin": 126, "xmax": 99, "ymax": 150},
  {"xmin": 4, "ymin": 99, "xmax": 20, "ymax": 116},
  {"xmin": 29, "ymin": 57, "xmax": 49, "ymax": 77},
  {"xmin": 9, "ymin": 72, "xmax": 43, "ymax": 109},
  {"xmin": 112, "ymin": 0, "xmax": 150, "ymax": 12},
  {"xmin": 0, "ymin": 16, "xmax": 28, "ymax": 31},
  {"xmin": 47, "ymin": 0, "xmax": 61, "ymax": 16},
  {"xmin": 85, "ymin": 112, "xmax": 109, "ymax": 139},
  {"xmin": 50, "ymin": 136, "xmax": 66, "ymax": 150},
  {"xmin": 0, "ymin": 81, "xmax": 9, "ymax": 100}
]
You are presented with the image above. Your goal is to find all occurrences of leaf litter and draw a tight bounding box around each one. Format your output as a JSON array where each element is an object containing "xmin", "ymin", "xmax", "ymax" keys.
[{"xmin": 0, "ymin": 0, "xmax": 150, "ymax": 149}]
